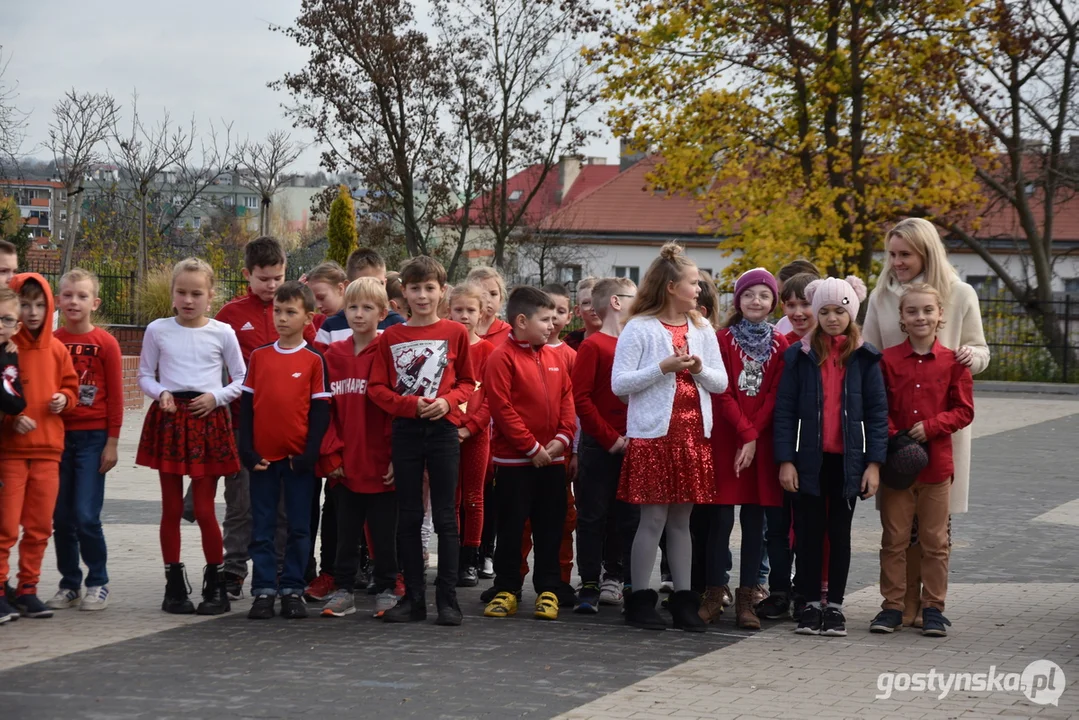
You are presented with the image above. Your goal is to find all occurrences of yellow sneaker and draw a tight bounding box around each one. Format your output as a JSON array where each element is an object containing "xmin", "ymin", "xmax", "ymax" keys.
[
  {"xmin": 484, "ymin": 591, "xmax": 518, "ymax": 618},
  {"xmin": 534, "ymin": 591, "xmax": 558, "ymax": 620}
]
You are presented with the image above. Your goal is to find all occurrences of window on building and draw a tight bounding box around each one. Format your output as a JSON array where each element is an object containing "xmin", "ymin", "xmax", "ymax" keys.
[
  {"xmin": 966, "ymin": 274, "xmax": 1000, "ymax": 299},
  {"xmin": 192, "ymin": 216, "xmax": 202, "ymax": 229},
  {"xmin": 557, "ymin": 264, "xmax": 582, "ymax": 284},
  {"xmin": 614, "ymin": 265, "xmax": 640, "ymax": 285},
  {"xmin": 508, "ymin": 190, "xmax": 523, "ymax": 202},
  {"xmin": 244, "ymin": 195, "xmax": 259, "ymax": 209},
  {"xmin": 221, "ymin": 195, "xmax": 235, "ymax": 207}
]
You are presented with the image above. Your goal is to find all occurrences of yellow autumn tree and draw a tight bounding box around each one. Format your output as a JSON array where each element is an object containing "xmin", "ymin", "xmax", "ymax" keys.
[{"xmin": 594, "ymin": 0, "xmax": 992, "ymax": 279}]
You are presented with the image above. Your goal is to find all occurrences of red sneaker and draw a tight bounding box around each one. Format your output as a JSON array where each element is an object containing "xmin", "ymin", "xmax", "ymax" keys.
[{"xmin": 304, "ymin": 573, "xmax": 337, "ymax": 602}]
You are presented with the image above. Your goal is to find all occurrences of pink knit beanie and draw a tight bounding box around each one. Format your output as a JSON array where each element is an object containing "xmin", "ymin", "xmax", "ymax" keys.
[
  {"xmin": 805, "ymin": 276, "xmax": 868, "ymax": 319},
  {"xmin": 733, "ymin": 267, "xmax": 779, "ymax": 313}
]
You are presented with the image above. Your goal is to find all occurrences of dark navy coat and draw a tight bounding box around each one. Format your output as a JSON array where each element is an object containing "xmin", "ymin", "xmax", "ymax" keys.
[{"xmin": 773, "ymin": 339, "xmax": 889, "ymax": 499}]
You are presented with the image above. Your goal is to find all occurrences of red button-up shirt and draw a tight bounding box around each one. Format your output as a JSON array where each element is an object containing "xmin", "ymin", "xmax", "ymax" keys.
[{"xmin": 880, "ymin": 339, "xmax": 975, "ymax": 484}]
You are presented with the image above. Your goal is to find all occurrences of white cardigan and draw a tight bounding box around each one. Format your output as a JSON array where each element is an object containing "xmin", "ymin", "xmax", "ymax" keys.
[{"xmin": 612, "ymin": 315, "xmax": 728, "ymax": 439}]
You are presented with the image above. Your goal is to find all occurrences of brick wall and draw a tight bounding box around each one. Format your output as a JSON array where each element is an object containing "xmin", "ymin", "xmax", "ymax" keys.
[
  {"xmin": 111, "ymin": 326, "xmax": 147, "ymax": 356},
  {"xmin": 122, "ymin": 356, "xmax": 143, "ymax": 410}
]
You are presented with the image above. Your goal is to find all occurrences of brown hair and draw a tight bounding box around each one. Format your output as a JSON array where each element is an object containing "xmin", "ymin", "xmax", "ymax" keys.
[
  {"xmin": 0, "ymin": 240, "xmax": 16, "ymax": 258},
  {"xmin": 0, "ymin": 286, "xmax": 16, "ymax": 311},
  {"xmin": 274, "ymin": 280, "xmax": 316, "ymax": 313},
  {"xmin": 172, "ymin": 257, "xmax": 215, "ymax": 293},
  {"xmin": 386, "ymin": 272, "xmax": 404, "ymax": 302},
  {"xmin": 346, "ymin": 247, "xmax": 386, "ymax": 280},
  {"xmin": 400, "ymin": 255, "xmax": 447, "ymax": 287},
  {"xmin": 780, "ymin": 272, "xmax": 817, "ymax": 303},
  {"xmin": 449, "ymin": 282, "xmax": 484, "ymax": 309},
  {"xmin": 306, "ymin": 261, "xmax": 347, "ymax": 287},
  {"xmin": 61, "ymin": 267, "xmax": 100, "ymax": 297},
  {"xmin": 17, "ymin": 277, "xmax": 45, "ymax": 301},
  {"xmin": 466, "ymin": 266, "xmax": 507, "ymax": 311},
  {"xmin": 540, "ymin": 283, "xmax": 571, "ymax": 302},
  {"xmin": 575, "ymin": 277, "xmax": 598, "ymax": 297},
  {"xmin": 697, "ymin": 271, "xmax": 722, "ymax": 330},
  {"xmin": 898, "ymin": 282, "xmax": 947, "ymax": 334},
  {"xmin": 778, "ymin": 259, "xmax": 820, "ymax": 283},
  {"xmin": 592, "ymin": 277, "xmax": 636, "ymax": 321},
  {"xmin": 810, "ymin": 315, "xmax": 863, "ymax": 367},
  {"xmin": 244, "ymin": 236, "xmax": 286, "ymax": 271},
  {"xmin": 629, "ymin": 243, "xmax": 705, "ymax": 327},
  {"xmin": 506, "ymin": 286, "xmax": 554, "ymax": 325}
]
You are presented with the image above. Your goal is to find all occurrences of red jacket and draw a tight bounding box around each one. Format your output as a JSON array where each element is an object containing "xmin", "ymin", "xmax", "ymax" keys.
[
  {"xmin": 319, "ymin": 337, "xmax": 394, "ymax": 494},
  {"xmin": 572, "ymin": 332, "xmax": 626, "ymax": 451},
  {"xmin": 447, "ymin": 338, "xmax": 495, "ymax": 435},
  {"xmin": 881, "ymin": 339, "xmax": 974, "ymax": 484},
  {"xmin": 480, "ymin": 318, "xmax": 512, "ymax": 348},
  {"xmin": 485, "ymin": 334, "xmax": 575, "ymax": 466},
  {"xmin": 216, "ymin": 288, "xmax": 316, "ymax": 363}
]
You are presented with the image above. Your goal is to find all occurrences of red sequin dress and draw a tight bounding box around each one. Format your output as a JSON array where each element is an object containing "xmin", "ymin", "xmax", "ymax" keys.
[{"xmin": 617, "ymin": 322, "xmax": 718, "ymax": 505}]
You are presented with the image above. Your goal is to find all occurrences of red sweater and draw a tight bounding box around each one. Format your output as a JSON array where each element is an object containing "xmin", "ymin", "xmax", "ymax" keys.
[
  {"xmin": 547, "ymin": 341, "xmax": 576, "ymax": 374},
  {"xmin": 216, "ymin": 288, "xmax": 316, "ymax": 363},
  {"xmin": 881, "ymin": 339, "xmax": 974, "ymax": 484},
  {"xmin": 571, "ymin": 332, "xmax": 626, "ymax": 451},
  {"xmin": 369, "ymin": 319, "xmax": 476, "ymax": 419},
  {"xmin": 446, "ymin": 338, "xmax": 495, "ymax": 434},
  {"xmin": 486, "ymin": 334, "xmax": 575, "ymax": 465},
  {"xmin": 55, "ymin": 326, "xmax": 124, "ymax": 438},
  {"xmin": 320, "ymin": 337, "xmax": 394, "ymax": 494},
  {"xmin": 820, "ymin": 335, "xmax": 846, "ymax": 454}
]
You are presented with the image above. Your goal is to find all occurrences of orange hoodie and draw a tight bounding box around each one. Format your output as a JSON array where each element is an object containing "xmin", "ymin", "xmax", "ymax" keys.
[{"xmin": 2, "ymin": 273, "xmax": 78, "ymax": 461}]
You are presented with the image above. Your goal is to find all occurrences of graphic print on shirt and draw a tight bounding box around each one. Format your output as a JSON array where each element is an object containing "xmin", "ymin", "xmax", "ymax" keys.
[
  {"xmin": 66, "ymin": 342, "xmax": 102, "ymax": 406},
  {"xmin": 2, "ymin": 364, "xmax": 20, "ymax": 400},
  {"xmin": 390, "ymin": 339, "xmax": 449, "ymax": 398}
]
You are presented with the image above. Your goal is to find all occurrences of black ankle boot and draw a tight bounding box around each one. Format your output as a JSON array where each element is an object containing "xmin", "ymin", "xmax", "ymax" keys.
[
  {"xmin": 196, "ymin": 564, "xmax": 231, "ymax": 615},
  {"xmin": 457, "ymin": 547, "xmax": 479, "ymax": 587},
  {"xmin": 624, "ymin": 589, "xmax": 667, "ymax": 630},
  {"xmin": 383, "ymin": 593, "xmax": 427, "ymax": 623},
  {"xmin": 162, "ymin": 563, "xmax": 196, "ymax": 614},
  {"xmin": 668, "ymin": 590, "xmax": 707, "ymax": 633}
]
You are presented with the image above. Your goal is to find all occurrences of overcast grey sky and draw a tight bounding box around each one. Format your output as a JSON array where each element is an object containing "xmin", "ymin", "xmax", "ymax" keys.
[{"xmin": 4, "ymin": 0, "xmax": 618, "ymax": 172}]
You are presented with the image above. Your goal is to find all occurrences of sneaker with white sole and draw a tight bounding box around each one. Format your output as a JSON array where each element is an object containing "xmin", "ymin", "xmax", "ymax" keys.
[
  {"xmin": 321, "ymin": 588, "xmax": 356, "ymax": 617},
  {"xmin": 45, "ymin": 588, "xmax": 81, "ymax": 610},
  {"xmin": 80, "ymin": 586, "xmax": 110, "ymax": 611},
  {"xmin": 599, "ymin": 578, "xmax": 623, "ymax": 605},
  {"xmin": 373, "ymin": 589, "xmax": 398, "ymax": 618}
]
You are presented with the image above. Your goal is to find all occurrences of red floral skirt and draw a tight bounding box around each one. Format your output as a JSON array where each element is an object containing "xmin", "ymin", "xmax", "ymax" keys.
[
  {"xmin": 617, "ymin": 370, "xmax": 718, "ymax": 505},
  {"xmin": 136, "ymin": 400, "xmax": 240, "ymax": 478}
]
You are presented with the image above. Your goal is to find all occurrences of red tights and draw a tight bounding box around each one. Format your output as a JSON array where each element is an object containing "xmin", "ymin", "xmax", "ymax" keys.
[
  {"xmin": 159, "ymin": 473, "xmax": 223, "ymax": 565},
  {"xmin": 455, "ymin": 431, "xmax": 489, "ymax": 548}
]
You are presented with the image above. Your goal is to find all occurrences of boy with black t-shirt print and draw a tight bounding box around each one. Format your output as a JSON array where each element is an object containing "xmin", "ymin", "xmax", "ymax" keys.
[{"xmin": 369, "ymin": 256, "xmax": 475, "ymax": 627}]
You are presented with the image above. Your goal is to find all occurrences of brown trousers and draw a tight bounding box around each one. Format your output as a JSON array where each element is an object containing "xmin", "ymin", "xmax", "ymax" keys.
[{"xmin": 879, "ymin": 480, "xmax": 950, "ymax": 612}]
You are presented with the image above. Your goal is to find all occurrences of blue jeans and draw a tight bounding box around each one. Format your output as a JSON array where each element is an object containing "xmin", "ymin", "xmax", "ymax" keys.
[
  {"xmin": 54, "ymin": 430, "xmax": 109, "ymax": 589},
  {"xmin": 249, "ymin": 460, "xmax": 314, "ymax": 597}
]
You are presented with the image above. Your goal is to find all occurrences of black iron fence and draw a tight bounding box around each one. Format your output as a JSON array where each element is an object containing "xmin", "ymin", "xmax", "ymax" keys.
[{"xmin": 978, "ymin": 294, "xmax": 1079, "ymax": 383}]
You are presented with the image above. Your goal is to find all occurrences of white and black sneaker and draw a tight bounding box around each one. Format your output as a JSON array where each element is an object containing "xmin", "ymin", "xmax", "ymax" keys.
[
  {"xmin": 795, "ymin": 604, "xmax": 822, "ymax": 635},
  {"xmin": 821, "ymin": 606, "xmax": 847, "ymax": 637},
  {"xmin": 45, "ymin": 588, "xmax": 81, "ymax": 610}
]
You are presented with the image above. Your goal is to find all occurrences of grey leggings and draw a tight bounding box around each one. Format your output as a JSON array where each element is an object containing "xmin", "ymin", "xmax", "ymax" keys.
[{"xmin": 631, "ymin": 503, "xmax": 693, "ymax": 592}]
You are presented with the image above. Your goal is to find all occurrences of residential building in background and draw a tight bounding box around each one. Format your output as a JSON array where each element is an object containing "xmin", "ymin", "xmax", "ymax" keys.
[{"xmin": 0, "ymin": 178, "xmax": 66, "ymax": 249}]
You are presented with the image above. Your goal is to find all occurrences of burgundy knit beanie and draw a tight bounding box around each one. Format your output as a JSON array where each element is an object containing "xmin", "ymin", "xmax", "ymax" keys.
[{"xmin": 733, "ymin": 267, "xmax": 779, "ymax": 313}]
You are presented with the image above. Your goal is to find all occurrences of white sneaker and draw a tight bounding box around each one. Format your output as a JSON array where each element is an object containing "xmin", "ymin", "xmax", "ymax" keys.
[
  {"xmin": 80, "ymin": 585, "xmax": 110, "ymax": 611},
  {"xmin": 598, "ymin": 578, "xmax": 623, "ymax": 605},
  {"xmin": 45, "ymin": 588, "xmax": 81, "ymax": 610},
  {"xmin": 482, "ymin": 556, "xmax": 494, "ymax": 577}
]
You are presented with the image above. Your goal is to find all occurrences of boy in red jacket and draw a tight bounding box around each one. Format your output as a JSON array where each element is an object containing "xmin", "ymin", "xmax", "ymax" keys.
[
  {"xmin": 872, "ymin": 283, "xmax": 974, "ymax": 637},
  {"xmin": 47, "ymin": 269, "xmax": 124, "ymax": 612},
  {"xmin": 482, "ymin": 286, "xmax": 576, "ymax": 621},
  {"xmin": 369, "ymin": 256, "xmax": 475, "ymax": 626},
  {"xmin": 317, "ymin": 278, "xmax": 399, "ymax": 618}
]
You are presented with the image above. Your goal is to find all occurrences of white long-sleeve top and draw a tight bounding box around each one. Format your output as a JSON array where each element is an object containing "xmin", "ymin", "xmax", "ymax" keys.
[
  {"xmin": 138, "ymin": 317, "xmax": 247, "ymax": 408},
  {"xmin": 612, "ymin": 314, "xmax": 728, "ymax": 439}
]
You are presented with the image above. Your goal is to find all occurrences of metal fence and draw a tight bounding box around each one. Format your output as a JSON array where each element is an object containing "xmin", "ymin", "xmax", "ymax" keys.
[{"xmin": 978, "ymin": 295, "xmax": 1079, "ymax": 383}]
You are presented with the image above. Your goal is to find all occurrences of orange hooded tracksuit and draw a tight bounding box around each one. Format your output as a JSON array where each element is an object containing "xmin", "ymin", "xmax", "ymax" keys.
[{"xmin": 0, "ymin": 273, "xmax": 79, "ymax": 596}]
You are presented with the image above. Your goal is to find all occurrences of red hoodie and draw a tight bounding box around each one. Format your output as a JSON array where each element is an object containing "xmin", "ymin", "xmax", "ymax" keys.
[
  {"xmin": 319, "ymin": 336, "xmax": 393, "ymax": 494},
  {"xmin": 2, "ymin": 274, "xmax": 79, "ymax": 461},
  {"xmin": 485, "ymin": 334, "xmax": 575, "ymax": 465},
  {"xmin": 216, "ymin": 288, "xmax": 316, "ymax": 363}
]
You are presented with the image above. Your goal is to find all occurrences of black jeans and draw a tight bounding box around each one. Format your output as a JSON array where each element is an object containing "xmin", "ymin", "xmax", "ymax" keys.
[
  {"xmin": 708, "ymin": 504, "xmax": 765, "ymax": 588},
  {"xmin": 492, "ymin": 464, "xmax": 567, "ymax": 595},
  {"xmin": 392, "ymin": 418, "xmax": 460, "ymax": 605},
  {"xmin": 307, "ymin": 479, "xmax": 338, "ymax": 580},
  {"xmin": 332, "ymin": 485, "xmax": 397, "ymax": 592},
  {"xmin": 794, "ymin": 453, "xmax": 856, "ymax": 606},
  {"xmin": 575, "ymin": 435, "xmax": 639, "ymax": 586},
  {"xmin": 764, "ymin": 493, "xmax": 795, "ymax": 594}
]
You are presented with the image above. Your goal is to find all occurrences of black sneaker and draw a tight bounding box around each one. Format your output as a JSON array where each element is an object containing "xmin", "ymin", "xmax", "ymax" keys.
[
  {"xmin": 870, "ymin": 609, "xmax": 904, "ymax": 634},
  {"xmin": 280, "ymin": 593, "xmax": 308, "ymax": 619},
  {"xmin": 921, "ymin": 607, "xmax": 952, "ymax": 637},
  {"xmin": 383, "ymin": 595, "xmax": 427, "ymax": 623},
  {"xmin": 224, "ymin": 572, "xmax": 245, "ymax": 602},
  {"xmin": 821, "ymin": 606, "xmax": 846, "ymax": 636},
  {"xmin": 755, "ymin": 592, "xmax": 790, "ymax": 620},
  {"xmin": 436, "ymin": 600, "xmax": 463, "ymax": 626},
  {"xmin": 14, "ymin": 594, "xmax": 54, "ymax": 619},
  {"xmin": 790, "ymin": 594, "xmax": 808, "ymax": 622},
  {"xmin": 795, "ymin": 604, "xmax": 822, "ymax": 635},
  {"xmin": 248, "ymin": 594, "xmax": 276, "ymax": 620},
  {"xmin": 457, "ymin": 565, "xmax": 479, "ymax": 588},
  {"xmin": 0, "ymin": 596, "xmax": 17, "ymax": 624},
  {"xmin": 575, "ymin": 583, "xmax": 601, "ymax": 614}
]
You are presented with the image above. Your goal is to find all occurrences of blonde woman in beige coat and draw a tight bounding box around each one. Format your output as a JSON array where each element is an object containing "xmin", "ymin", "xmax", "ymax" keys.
[{"xmin": 863, "ymin": 217, "xmax": 990, "ymax": 626}]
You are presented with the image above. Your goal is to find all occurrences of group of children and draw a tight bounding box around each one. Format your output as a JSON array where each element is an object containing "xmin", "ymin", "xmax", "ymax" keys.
[{"xmin": 0, "ymin": 229, "xmax": 975, "ymax": 639}]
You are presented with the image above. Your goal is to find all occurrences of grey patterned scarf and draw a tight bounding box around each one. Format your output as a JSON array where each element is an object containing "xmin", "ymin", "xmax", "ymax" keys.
[{"xmin": 729, "ymin": 318, "xmax": 775, "ymax": 364}]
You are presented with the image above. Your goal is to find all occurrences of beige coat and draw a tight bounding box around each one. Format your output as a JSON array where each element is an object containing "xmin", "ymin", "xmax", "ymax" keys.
[{"xmin": 862, "ymin": 273, "xmax": 990, "ymax": 514}]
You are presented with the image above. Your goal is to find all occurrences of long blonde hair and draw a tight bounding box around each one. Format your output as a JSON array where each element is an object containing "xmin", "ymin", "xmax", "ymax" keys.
[
  {"xmin": 884, "ymin": 218, "xmax": 955, "ymax": 301},
  {"xmin": 630, "ymin": 243, "xmax": 705, "ymax": 327}
]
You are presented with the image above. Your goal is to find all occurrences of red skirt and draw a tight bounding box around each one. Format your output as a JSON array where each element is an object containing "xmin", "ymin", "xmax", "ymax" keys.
[
  {"xmin": 617, "ymin": 370, "xmax": 718, "ymax": 505},
  {"xmin": 136, "ymin": 400, "xmax": 240, "ymax": 478}
]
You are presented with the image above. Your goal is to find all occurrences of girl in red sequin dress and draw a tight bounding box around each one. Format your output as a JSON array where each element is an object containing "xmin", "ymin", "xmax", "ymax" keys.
[{"xmin": 612, "ymin": 244, "xmax": 729, "ymax": 631}]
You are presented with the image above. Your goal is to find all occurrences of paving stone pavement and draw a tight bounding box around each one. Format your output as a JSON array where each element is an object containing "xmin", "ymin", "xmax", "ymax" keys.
[{"xmin": 0, "ymin": 393, "xmax": 1077, "ymax": 719}]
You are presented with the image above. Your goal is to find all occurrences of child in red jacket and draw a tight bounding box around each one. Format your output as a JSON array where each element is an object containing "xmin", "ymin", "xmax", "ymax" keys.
[
  {"xmin": 482, "ymin": 287, "xmax": 576, "ymax": 621},
  {"xmin": 317, "ymin": 278, "xmax": 400, "ymax": 619}
]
